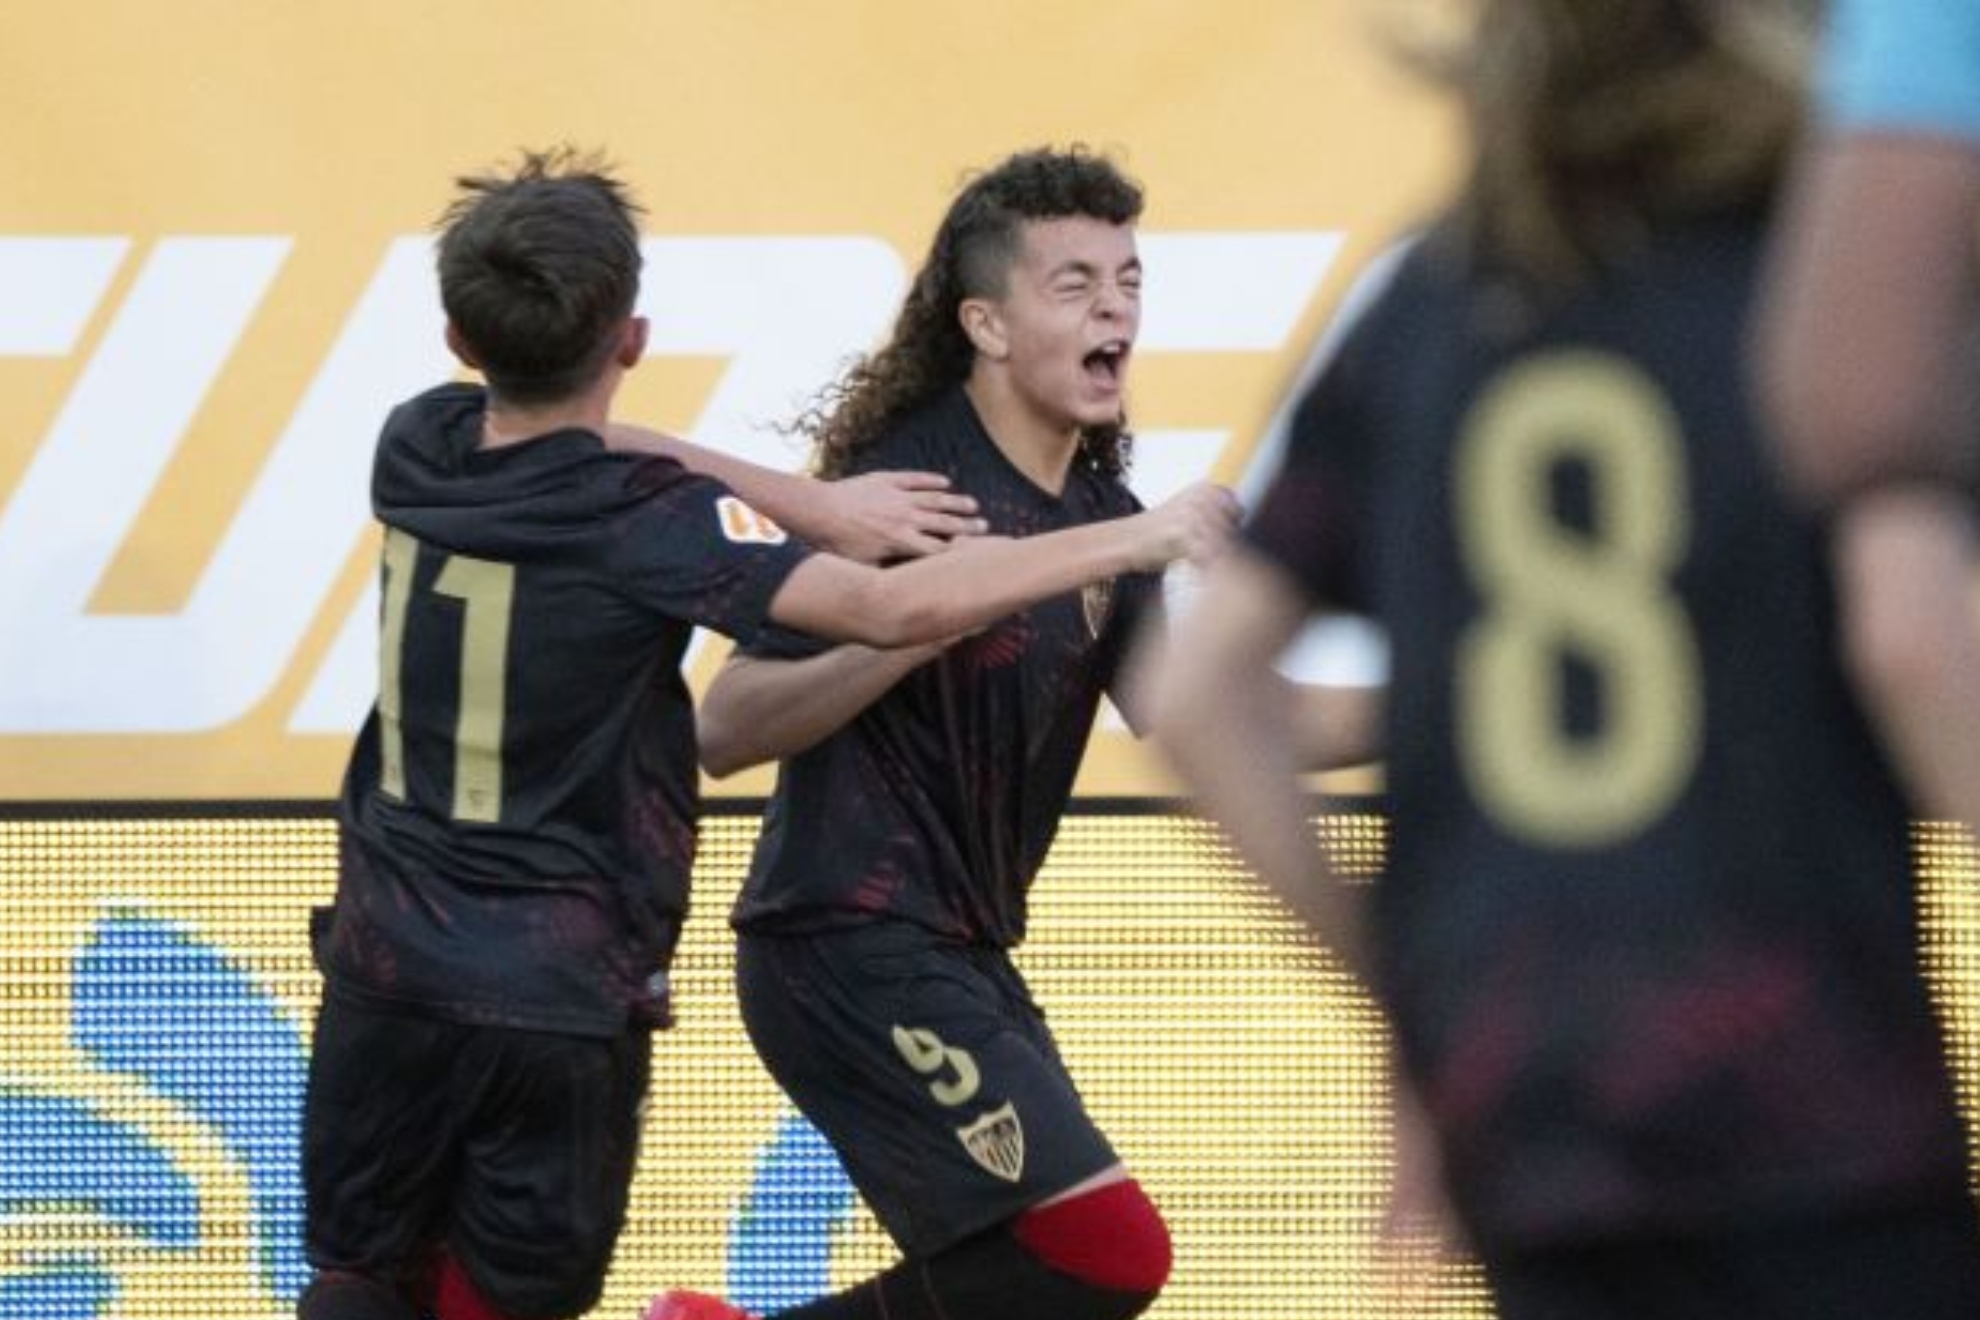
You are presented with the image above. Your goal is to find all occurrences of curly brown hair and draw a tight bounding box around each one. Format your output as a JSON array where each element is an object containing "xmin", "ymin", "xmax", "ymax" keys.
[
  {"xmin": 799, "ymin": 146, "xmax": 1145, "ymax": 480},
  {"xmin": 1402, "ymin": 0, "xmax": 1813, "ymax": 293}
]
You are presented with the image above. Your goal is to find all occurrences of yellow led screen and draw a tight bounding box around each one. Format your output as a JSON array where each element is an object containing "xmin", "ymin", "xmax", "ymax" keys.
[{"xmin": 6, "ymin": 810, "xmax": 1980, "ymax": 1318}]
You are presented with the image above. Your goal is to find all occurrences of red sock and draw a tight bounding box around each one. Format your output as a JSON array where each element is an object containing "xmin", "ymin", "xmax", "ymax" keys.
[
  {"xmin": 1012, "ymin": 1179, "xmax": 1172, "ymax": 1293},
  {"xmin": 435, "ymin": 1258, "xmax": 521, "ymax": 1320}
]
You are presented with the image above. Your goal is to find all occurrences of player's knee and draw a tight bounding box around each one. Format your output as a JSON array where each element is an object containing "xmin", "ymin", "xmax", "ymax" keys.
[{"xmin": 1014, "ymin": 1177, "xmax": 1173, "ymax": 1298}]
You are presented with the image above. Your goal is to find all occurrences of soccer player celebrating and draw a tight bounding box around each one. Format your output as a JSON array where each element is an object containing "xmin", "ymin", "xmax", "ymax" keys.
[
  {"xmin": 299, "ymin": 147, "xmax": 1233, "ymax": 1320},
  {"xmin": 1145, "ymin": 3, "xmax": 1980, "ymax": 1318},
  {"xmin": 649, "ymin": 147, "xmax": 1196, "ymax": 1320}
]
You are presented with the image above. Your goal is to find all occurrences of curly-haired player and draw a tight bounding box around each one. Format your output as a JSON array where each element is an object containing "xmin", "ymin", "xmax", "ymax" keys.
[{"xmin": 648, "ymin": 146, "xmax": 1205, "ymax": 1320}]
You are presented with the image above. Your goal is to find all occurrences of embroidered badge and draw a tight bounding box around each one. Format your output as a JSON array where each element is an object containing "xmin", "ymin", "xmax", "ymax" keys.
[{"xmin": 956, "ymin": 1102, "xmax": 1025, "ymax": 1183}]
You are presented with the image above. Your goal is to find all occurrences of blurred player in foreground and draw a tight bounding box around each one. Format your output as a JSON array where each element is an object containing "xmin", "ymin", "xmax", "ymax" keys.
[{"xmin": 1145, "ymin": 3, "xmax": 1980, "ymax": 1317}]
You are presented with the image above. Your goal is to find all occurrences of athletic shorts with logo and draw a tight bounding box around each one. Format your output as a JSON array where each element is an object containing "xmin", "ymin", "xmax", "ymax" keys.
[{"xmin": 737, "ymin": 921, "xmax": 1118, "ymax": 1257}]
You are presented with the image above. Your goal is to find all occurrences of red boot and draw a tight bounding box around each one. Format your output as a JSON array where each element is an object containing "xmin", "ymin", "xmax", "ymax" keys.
[{"xmin": 642, "ymin": 1289, "xmax": 758, "ymax": 1320}]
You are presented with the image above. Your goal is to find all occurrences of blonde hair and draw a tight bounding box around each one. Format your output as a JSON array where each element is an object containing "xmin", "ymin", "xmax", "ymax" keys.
[{"xmin": 1398, "ymin": 0, "xmax": 1815, "ymax": 290}]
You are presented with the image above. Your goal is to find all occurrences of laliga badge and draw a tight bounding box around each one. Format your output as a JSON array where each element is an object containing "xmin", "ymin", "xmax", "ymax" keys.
[{"xmin": 715, "ymin": 495, "xmax": 788, "ymax": 545}]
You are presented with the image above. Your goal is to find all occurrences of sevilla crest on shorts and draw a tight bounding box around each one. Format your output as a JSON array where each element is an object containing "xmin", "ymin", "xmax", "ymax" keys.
[{"xmin": 956, "ymin": 1102, "xmax": 1025, "ymax": 1182}]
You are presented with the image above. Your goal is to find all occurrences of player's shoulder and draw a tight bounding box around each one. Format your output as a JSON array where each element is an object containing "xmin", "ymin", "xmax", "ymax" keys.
[
  {"xmin": 1297, "ymin": 233, "xmax": 1452, "ymax": 397},
  {"xmin": 377, "ymin": 381, "xmax": 484, "ymax": 459},
  {"xmin": 854, "ymin": 393, "xmax": 967, "ymax": 474},
  {"xmin": 620, "ymin": 449, "xmax": 707, "ymax": 498}
]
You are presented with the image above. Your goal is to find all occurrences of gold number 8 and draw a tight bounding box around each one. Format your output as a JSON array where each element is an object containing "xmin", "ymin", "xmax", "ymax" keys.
[{"xmin": 1453, "ymin": 351, "xmax": 1704, "ymax": 849}]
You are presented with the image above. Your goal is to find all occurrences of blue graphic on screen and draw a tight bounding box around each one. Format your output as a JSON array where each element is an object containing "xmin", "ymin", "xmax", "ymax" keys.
[
  {"xmin": 0, "ymin": 1090, "xmax": 200, "ymax": 1248},
  {"xmin": 0, "ymin": 1260, "xmax": 117, "ymax": 1320},
  {"xmin": 728, "ymin": 1112, "xmax": 862, "ymax": 1312},
  {"xmin": 72, "ymin": 911, "xmax": 311, "ymax": 1298},
  {"xmin": 0, "ymin": 907, "xmax": 862, "ymax": 1317},
  {"xmin": 0, "ymin": 910, "xmax": 310, "ymax": 1316}
]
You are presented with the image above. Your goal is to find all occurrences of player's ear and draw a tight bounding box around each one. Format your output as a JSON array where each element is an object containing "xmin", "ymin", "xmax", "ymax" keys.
[
  {"xmin": 959, "ymin": 298, "xmax": 1009, "ymax": 361},
  {"xmin": 618, "ymin": 315, "xmax": 650, "ymax": 369},
  {"xmin": 444, "ymin": 321, "xmax": 481, "ymax": 369}
]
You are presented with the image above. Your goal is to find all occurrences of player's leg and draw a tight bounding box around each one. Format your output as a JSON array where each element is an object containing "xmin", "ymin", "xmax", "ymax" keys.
[
  {"xmin": 298, "ymin": 993, "xmax": 462, "ymax": 1320},
  {"xmin": 441, "ymin": 1022, "xmax": 652, "ymax": 1320},
  {"xmin": 756, "ymin": 1171, "xmax": 1169, "ymax": 1320},
  {"xmin": 662, "ymin": 926, "xmax": 1166, "ymax": 1320}
]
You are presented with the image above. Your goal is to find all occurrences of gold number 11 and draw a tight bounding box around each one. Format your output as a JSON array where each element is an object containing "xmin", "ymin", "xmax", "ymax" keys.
[{"xmin": 377, "ymin": 527, "xmax": 517, "ymax": 823}]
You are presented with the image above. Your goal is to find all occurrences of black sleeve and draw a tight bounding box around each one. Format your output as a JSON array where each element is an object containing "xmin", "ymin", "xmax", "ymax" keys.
[
  {"xmin": 1243, "ymin": 299, "xmax": 1388, "ymax": 614},
  {"xmin": 616, "ymin": 460, "xmax": 816, "ymax": 646}
]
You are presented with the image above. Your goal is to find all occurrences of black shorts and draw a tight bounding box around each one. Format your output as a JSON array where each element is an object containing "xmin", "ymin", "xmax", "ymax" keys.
[
  {"xmin": 1484, "ymin": 1193, "xmax": 1980, "ymax": 1320},
  {"xmin": 301, "ymin": 991, "xmax": 651, "ymax": 1320},
  {"xmin": 737, "ymin": 923, "xmax": 1118, "ymax": 1258}
]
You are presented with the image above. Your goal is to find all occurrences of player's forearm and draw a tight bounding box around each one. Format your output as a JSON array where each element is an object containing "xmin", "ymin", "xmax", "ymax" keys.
[
  {"xmin": 1760, "ymin": 137, "xmax": 1980, "ymax": 504},
  {"xmin": 1155, "ymin": 674, "xmax": 1374, "ymax": 985},
  {"xmin": 1290, "ymin": 680, "xmax": 1385, "ymax": 772},
  {"xmin": 1834, "ymin": 490, "xmax": 1980, "ymax": 835},
  {"xmin": 1144, "ymin": 551, "xmax": 1375, "ymax": 983},
  {"xmin": 603, "ymin": 423, "xmax": 830, "ymax": 545},
  {"xmin": 698, "ymin": 646, "xmax": 940, "ymax": 777},
  {"xmin": 678, "ymin": 442, "xmax": 819, "ymax": 537},
  {"xmin": 842, "ymin": 519, "xmax": 1149, "ymax": 647}
]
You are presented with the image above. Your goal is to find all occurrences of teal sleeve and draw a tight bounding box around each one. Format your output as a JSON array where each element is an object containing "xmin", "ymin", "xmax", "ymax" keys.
[{"xmin": 1823, "ymin": 0, "xmax": 1980, "ymax": 140}]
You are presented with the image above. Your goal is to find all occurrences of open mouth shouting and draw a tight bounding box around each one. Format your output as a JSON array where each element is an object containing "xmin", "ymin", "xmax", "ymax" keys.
[{"xmin": 1083, "ymin": 339, "xmax": 1132, "ymax": 394}]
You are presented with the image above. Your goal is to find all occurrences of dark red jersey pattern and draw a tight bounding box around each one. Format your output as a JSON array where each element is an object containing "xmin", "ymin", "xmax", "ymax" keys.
[
  {"xmin": 1246, "ymin": 214, "xmax": 1970, "ymax": 1249},
  {"xmin": 322, "ymin": 383, "xmax": 811, "ymax": 1037},
  {"xmin": 732, "ymin": 386, "xmax": 1158, "ymax": 946}
]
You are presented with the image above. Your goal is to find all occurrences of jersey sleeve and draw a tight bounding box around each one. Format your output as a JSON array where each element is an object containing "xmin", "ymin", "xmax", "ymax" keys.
[
  {"xmin": 616, "ymin": 459, "xmax": 815, "ymax": 645},
  {"xmin": 732, "ymin": 424, "xmax": 947, "ymax": 660},
  {"xmin": 1243, "ymin": 307, "xmax": 1384, "ymax": 613},
  {"xmin": 1822, "ymin": 0, "xmax": 1980, "ymax": 140}
]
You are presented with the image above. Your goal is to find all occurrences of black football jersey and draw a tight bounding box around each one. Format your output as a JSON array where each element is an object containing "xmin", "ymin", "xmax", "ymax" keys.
[
  {"xmin": 322, "ymin": 382, "xmax": 811, "ymax": 1036},
  {"xmin": 732, "ymin": 387, "xmax": 1158, "ymax": 945},
  {"xmin": 1247, "ymin": 214, "xmax": 1970, "ymax": 1247}
]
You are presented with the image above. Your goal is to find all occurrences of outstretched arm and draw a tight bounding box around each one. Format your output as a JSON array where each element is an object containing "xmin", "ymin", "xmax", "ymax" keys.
[
  {"xmin": 699, "ymin": 641, "xmax": 950, "ymax": 778},
  {"xmin": 1290, "ymin": 680, "xmax": 1384, "ymax": 773},
  {"xmin": 1140, "ymin": 545, "xmax": 1374, "ymax": 984},
  {"xmin": 772, "ymin": 482, "xmax": 1238, "ymax": 650},
  {"xmin": 1759, "ymin": 135, "xmax": 1980, "ymax": 504},
  {"xmin": 1121, "ymin": 600, "xmax": 1383, "ymax": 772},
  {"xmin": 604, "ymin": 422, "xmax": 984, "ymax": 562},
  {"xmin": 1758, "ymin": 101, "xmax": 1980, "ymax": 834},
  {"xmin": 1830, "ymin": 488, "xmax": 1980, "ymax": 832}
]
